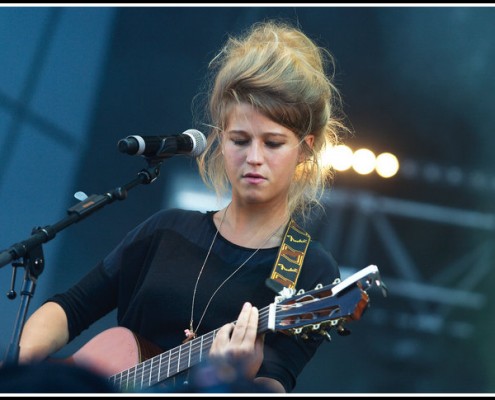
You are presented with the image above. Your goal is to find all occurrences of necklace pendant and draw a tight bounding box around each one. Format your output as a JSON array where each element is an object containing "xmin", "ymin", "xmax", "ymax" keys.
[{"xmin": 183, "ymin": 328, "xmax": 196, "ymax": 344}]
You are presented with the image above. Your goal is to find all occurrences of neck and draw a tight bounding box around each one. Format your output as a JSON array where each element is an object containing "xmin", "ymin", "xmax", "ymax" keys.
[{"xmin": 215, "ymin": 202, "xmax": 290, "ymax": 249}]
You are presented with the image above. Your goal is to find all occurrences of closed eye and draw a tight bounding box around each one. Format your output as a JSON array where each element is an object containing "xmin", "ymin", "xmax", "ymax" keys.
[
  {"xmin": 266, "ymin": 141, "xmax": 284, "ymax": 148},
  {"xmin": 232, "ymin": 139, "xmax": 249, "ymax": 146}
]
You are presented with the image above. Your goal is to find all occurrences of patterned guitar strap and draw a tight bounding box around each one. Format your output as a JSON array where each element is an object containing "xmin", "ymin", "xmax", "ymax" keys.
[{"xmin": 265, "ymin": 218, "xmax": 311, "ymax": 294}]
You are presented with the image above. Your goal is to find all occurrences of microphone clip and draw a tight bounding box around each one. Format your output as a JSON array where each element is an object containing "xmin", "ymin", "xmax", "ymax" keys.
[{"xmin": 151, "ymin": 136, "xmax": 181, "ymax": 159}]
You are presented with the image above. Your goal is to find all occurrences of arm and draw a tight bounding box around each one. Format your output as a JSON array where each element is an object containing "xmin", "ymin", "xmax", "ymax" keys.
[{"xmin": 18, "ymin": 301, "xmax": 70, "ymax": 364}]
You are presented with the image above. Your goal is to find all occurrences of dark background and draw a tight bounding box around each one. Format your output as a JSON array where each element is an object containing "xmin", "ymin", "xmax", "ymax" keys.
[{"xmin": 0, "ymin": 6, "xmax": 494, "ymax": 393}]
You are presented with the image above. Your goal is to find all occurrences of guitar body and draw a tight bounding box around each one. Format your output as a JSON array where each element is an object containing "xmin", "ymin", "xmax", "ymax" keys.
[{"xmin": 58, "ymin": 327, "xmax": 162, "ymax": 379}]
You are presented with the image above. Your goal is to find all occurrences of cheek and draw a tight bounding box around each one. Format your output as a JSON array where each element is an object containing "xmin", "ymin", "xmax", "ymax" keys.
[
  {"xmin": 224, "ymin": 148, "xmax": 241, "ymax": 162},
  {"xmin": 272, "ymin": 153, "xmax": 300, "ymax": 178},
  {"xmin": 223, "ymin": 152, "xmax": 242, "ymax": 176}
]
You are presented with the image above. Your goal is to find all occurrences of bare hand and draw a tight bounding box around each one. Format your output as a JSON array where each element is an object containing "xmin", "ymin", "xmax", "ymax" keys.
[{"xmin": 209, "ymin": 302, "xmax": 264, "ymax": 381}]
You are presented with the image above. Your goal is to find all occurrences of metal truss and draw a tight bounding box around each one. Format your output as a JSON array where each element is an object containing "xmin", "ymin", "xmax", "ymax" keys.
[{"xmin": 311, "ymin": 187, "xmax": 494, "ymax": 339}]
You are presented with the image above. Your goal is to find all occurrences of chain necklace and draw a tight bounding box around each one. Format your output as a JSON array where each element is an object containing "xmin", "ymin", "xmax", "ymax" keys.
[{"xmin": 184, "ymin": 204, "xmax": 288, "ymax": 342}]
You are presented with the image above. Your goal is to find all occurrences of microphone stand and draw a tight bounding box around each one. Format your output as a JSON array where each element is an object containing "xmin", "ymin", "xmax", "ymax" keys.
[{"xmin": 0, "ymin": 157, "xmax": 164, "ymax": 366}]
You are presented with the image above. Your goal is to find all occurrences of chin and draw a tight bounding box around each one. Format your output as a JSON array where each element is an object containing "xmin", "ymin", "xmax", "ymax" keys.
[{"xmin": 240, "ymin": 194, "xmax": 267, "ymax": 204}]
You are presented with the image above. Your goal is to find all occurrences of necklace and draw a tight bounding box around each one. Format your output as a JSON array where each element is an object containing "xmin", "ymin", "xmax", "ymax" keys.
[{"xmin": 184, "ymin": 205, "xmax": 288, "ymax": 342}]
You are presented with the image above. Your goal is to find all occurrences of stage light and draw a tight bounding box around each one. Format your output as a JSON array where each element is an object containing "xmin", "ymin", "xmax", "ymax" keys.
[
  {"xmin": 323, "ymin": 144, "xmax": 401, "ymax": 179},
  {"xmin": 323, "ymin": 144, "xmax": 353, "ymax": 171},
  {"xmin": 376, "ymin": 152, "xmax": 400, "ymax": 178},
  {"xmin": 352, "ymin": 148, "xmax": 376, "ymax": 175}
]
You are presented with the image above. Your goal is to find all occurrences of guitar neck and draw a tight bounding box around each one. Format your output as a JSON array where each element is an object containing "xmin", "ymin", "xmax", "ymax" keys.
[{"xmin": 109, "ymin": 304, "xmax": 272, "ymax": 392}]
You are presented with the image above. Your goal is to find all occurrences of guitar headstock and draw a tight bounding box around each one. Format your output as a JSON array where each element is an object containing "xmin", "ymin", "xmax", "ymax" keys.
[{"xmin": 268, "ymin": 265, "xmax": 387, "ymax": 340}]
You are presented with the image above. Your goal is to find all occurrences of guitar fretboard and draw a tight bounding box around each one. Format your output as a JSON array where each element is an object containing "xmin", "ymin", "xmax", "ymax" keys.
[{"xmin": 109, "ymin": 305, "xmax": 272, "ymax": 392}]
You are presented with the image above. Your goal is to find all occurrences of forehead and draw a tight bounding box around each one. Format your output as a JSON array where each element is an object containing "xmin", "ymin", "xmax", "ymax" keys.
[{"xmin": 225, "ymin": 103, "xmax": 292, "ymax": 136}]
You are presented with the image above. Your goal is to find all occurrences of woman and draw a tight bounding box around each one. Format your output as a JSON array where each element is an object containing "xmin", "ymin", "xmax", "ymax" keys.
[{"xmin": 17, "ymin": 20, "xmax": 348, "ymax": 393}]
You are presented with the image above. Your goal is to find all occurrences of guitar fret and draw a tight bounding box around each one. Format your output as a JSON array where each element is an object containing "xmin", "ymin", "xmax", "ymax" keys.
[
  {"xmin": 135, "ymin": 365, "xmax": 141, "ymax": 390},
  {"xmin": 124, "ymin": 368, "xmax": 129, "ymax": 392},
  {"xmin": 190, "ymin": 341, "xmax": 200, "ymax": 366},
  {"xmin": 138, "ymin": 359, "xmax": 146, "ymax": 389},
  {"xmin": 129, "ymin": 366, "xmax": 134, "ymax": 389},
  {"xmin": 157, "ymin": 352, "xmax": 165, "ymax": 385},
  {"xmin": 129, "ymin": 366, "xmax": 137, "ymax": 390},
  {"xmin": 187, "ymin": 341, "xmax": 192, "ymax": 368},
  {"xmin": 177, "ymin": 344, "xmax": 181, "ymax": 374},
  {"xmin": 167, "ymin": 347, "xmax": 172, "ymax": 380},
  {"xmin": 145, "ymin": 358, "xmax": 152, "ymax": 388},
  {"xmin": 153, "ymin": 357, "xmax": 158, "ymax": 384},
  {"xmin": 180, "ymin": 343, "xmax": 188, "ymax": 372},
  {"xmin": 149, "ymin": 357, "xmax": 153, "ymax": 388},
  {"xmin": 131, "ymin": 368, "xmax": 135, "ymax": 389},
  {"xmin": 133, "ymin": 365, "xmax": 137, "ymax": 389},
  {"xmin": 120, "ymin": 369, "xmax": 125, "ymax": 392}
]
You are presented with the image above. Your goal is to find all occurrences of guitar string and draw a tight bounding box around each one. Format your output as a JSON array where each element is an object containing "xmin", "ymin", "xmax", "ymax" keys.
[
  {"xmin": 113, "ymin": 302, "xmax": 330, "ymax": 390},
  {"xmin": 113, "ymin": 278, "xmax": 368, "ymax": 389},
  {"xmin": 115, "ymin": 310, "xmax": 331, "ymax": 391},
  {"xmin": 112, "ymin": 307, "xmax": 280, "ymax": 389},
  {"xmin": 117, "ymin": 308, "xmax": 275, "ymax": 389},
  {"xmin": 110, "ymin": 271, "xmax": 375, "ymax": 390},
  {"xmin": 113, "ymin": 300, "xmax": 330, "ymax": 390}
]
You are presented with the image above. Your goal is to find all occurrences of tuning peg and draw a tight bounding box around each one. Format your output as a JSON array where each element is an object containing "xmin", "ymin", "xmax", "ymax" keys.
[
  {"xmin": 376, "ymin": 278, "xmax": 389, "ymax": 297},
  {"xmin": 319, "ymin": 330, "xmax": 332, "ymax": 341},
  {"xmin": 337, "ymin": 323, "xmax": 351, "ymax": 336}
]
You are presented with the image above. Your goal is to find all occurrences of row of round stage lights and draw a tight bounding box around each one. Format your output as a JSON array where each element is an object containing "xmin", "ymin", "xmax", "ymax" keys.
[{"xmin": 322, "ymin": 145, "xmax": 400, "ymax": 178}]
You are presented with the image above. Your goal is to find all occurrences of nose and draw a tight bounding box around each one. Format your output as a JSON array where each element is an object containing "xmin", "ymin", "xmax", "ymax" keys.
[{"xmin": 246, "ymin": 140, "xmax": 263, "ymax": 165}]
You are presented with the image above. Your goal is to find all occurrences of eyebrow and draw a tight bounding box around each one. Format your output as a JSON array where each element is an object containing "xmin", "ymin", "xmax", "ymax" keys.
[{"xmin": 226, "ymin": 130, "xmax": 287, "ymax": 137}]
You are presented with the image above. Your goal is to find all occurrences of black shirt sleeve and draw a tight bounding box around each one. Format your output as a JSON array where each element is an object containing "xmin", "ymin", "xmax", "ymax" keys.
[{"xmin": 48, "ymin": 261, "xmax": 118, "ymax": 342}]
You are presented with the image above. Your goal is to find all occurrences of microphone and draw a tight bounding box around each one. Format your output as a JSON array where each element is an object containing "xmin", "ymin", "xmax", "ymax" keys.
[{"xmin": 117, "ymin": 129, "xmax": 207, "ymax": 158}]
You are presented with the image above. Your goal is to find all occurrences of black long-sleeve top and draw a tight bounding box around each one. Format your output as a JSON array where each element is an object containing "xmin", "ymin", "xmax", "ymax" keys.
[{"xmin": 47, "ymin": 208, "xmax": 340, "ymax": 392}]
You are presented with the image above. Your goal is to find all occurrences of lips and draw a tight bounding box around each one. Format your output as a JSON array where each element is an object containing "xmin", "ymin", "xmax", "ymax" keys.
[{"xmin": 243, "ymin": 173, "xmax": 266, "ymax": 184}]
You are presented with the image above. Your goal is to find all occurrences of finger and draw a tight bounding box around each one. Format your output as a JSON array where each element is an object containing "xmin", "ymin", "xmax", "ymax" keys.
[
  {"xmin": 243, "ymin": 305, "xmax": 259, "ymax": 344},
  {"xmin": 210, "ymin": 322, "xmax": 234, "ymax": 354},
  {"xmin": 229, "ymin": 302, "xmax": 253, "ymax": 344}
]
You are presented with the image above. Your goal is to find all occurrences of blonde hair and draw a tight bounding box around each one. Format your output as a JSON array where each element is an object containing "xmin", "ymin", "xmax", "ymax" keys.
[{"xmin": 197, "ymin": 20, "xmax": 349, "ymax": 222}]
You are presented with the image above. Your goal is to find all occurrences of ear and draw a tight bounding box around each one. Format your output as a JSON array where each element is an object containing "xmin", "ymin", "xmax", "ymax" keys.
[
  {"xmin": 298, "ymin": 134, "xmax": 315, "ymax": 162},
  {"xmin": 304, "ymin": 134, "xmax": 315, "ymax": 149}
]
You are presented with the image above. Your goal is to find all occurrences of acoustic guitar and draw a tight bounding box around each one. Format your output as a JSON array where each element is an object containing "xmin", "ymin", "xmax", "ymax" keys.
[{"xmin": 59, "ymin": 264, "xmax": 386, "ymax": 392}]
